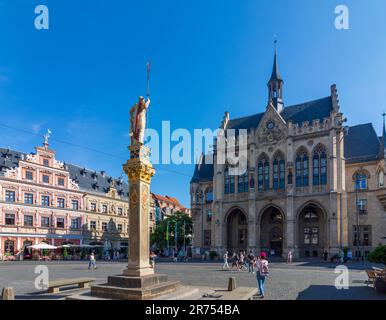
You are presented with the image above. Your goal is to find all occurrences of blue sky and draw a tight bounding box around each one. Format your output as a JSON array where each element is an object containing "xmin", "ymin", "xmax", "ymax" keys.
[{"xmin": 1, "ymin": 0, "xmax": 386, "ymax": 207}]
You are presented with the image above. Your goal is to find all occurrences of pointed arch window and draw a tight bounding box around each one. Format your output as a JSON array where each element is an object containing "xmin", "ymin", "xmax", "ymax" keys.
[
  {"xmin": 378, "ymin": 170, "xmax": 384, "ymax": 188},
  {"xmin": 238, "ymin": 170, "xmax": 249, "ymax": 193},
  {"xmin": 224, "ymin": 167, "xmax": 235, "ymax": 194},
  {"xmin": 258, "ymin": 155, "xmax": 270, "ymax": 191},
  {"xmin": 296, "ymin": 149, "xmax": 309, "ymax": 187},
  {"xmin": 273, "ymin": 153, "xmax": 285, "ymax": 190},
  {"xmin": 313, "ymin": 145, "xmax": 327, "ymax": 186},
  {"xmin": 355, "ymin": 172, "xmax": 368, "ymax": 190}
]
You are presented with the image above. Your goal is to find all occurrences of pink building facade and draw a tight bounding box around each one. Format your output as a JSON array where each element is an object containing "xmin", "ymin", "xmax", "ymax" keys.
[{"xmin": 0, "ymin": 144, "xmax": 84, "ymax": 257}]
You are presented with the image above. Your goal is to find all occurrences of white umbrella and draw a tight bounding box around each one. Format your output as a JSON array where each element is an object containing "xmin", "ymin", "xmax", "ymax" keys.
[{"xmin": 28, "ymin": 243, "xmax": 57, "ymax": 250}]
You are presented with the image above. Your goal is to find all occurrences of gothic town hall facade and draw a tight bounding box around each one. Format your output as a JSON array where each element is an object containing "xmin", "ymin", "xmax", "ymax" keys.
[{"xmin": 190, "ymin": 50, "xmax": 386, "ymax": 259}]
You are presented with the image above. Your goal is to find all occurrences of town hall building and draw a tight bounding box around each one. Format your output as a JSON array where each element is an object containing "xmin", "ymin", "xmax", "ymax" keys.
[{"xmin": 190, "ymin": 47, "xmax": 386, "ymax": 259}]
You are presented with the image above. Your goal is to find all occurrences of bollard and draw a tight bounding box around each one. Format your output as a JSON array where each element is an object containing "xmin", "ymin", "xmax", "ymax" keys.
[
  {"xmin": 1, "ymin": 287, "xmax": 15, "ymax": 300},
  {"xmin": 227, "ymin": 277, "xmax": 236, "ymax": 291}
]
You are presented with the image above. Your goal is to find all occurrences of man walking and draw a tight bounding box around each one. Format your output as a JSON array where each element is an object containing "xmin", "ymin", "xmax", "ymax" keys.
[
  {"xmin": 88, "ymin": 251, "xmax": 97, "ymax": 270},
  {"xmin": 247, "ymin": 251, "xmax": 255, "ymax": 273}
]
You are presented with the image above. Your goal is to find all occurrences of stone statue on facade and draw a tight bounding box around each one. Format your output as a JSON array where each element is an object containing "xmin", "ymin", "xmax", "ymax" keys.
[{"xmin": 129, "ymin": 96, "xmax": 150, "ymax": 145}]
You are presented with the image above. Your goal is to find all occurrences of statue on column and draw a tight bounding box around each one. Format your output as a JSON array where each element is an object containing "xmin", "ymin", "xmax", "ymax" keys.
[{"xmin": 129, "ymin": 96, "xmax": 150, "ymax": 145}]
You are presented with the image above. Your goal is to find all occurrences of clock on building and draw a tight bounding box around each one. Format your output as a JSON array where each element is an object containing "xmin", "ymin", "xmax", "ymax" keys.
[{"xmin": 266, "ymin": 121, "xmax": 275, "ymax": 130}]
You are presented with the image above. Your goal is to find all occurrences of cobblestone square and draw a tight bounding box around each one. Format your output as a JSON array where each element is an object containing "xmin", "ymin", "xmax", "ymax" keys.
[{"xmin": 0, "ymin": 260, "xmax": 385, "ymax": 300}]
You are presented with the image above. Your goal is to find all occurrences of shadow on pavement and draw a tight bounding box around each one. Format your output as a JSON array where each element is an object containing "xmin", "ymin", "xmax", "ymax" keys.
[
  {"xmin": 294, "ymin": 260, "xmax": 385, "ymax": 271},
  {"xmin": 296, "ymin": 284, "xmax": 386, "ymax": 300}
]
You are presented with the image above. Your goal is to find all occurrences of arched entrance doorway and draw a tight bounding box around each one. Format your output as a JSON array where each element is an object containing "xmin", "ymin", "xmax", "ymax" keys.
[
  {"xmin": 226, "ymin": 209, "xmax": 248, "ymax": 251},
  {"xmin": 23, "ymin": 240, "xmax": 33, "ymax": 259},
  {"xmin": 260, "ymin": 206, "xmax": 284, "ymax": 257},
  {"xmin": 297, "ymin": 203, "xmax": 326, "ymax": 258}
]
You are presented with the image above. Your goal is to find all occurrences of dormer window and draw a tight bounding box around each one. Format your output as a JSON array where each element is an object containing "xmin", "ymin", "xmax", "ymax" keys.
[
  {"xmin": 80, "ymin": 168, "xmax": 86, "ymax": 177},
  {"xmin": 58, "ymin": 178, "xmax": 65, "ymax": 186},
  {"xmin": 25, "ymin": 171, "xmax": 33, "ymax": 181},
  {"xmin": 43, "ymin": 159, "xmax": 49, "ymax": 167}
]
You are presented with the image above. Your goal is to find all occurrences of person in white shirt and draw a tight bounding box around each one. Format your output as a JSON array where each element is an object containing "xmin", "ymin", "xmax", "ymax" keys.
[
  {"xmin": 223, "ymin": 251, "xmax": 230, "ymax": 269},
  {"xmin": 287, "ymin": 250, "xmax": 293, "ymax": 264},
  {"xmin": 88, "ymin": 251, "xmax": 97, "ymax": 270}
]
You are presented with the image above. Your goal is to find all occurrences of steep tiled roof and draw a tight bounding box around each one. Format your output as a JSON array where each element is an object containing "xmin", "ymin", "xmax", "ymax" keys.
[
  {"xmin": 0, "ymin": 148, "xmax": 26, "ymax": 176},
  {"xmin": 152, "ymin": 193, "xmax": 186, "ymax": 209},
  {"xmin": 344, "ymin": 123, "xmax": 381, "ymax": 164},
  {"xmin": 67, "ymin": 164, "xmax": 128, "ymax": 199},
  {"xmin": 227, "ymin": 96, "xmax": 333, "ymax": 131},
  {"xmin": 190, "ymin": 157, "xmax": 214, "ymax": 183}
]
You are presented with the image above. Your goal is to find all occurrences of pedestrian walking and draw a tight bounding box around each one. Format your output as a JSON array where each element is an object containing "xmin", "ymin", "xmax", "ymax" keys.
[
  {"xmin": 255, "ymin": 252, "xmax": 269, "ymax": 299},
  {"xmin": 287, "ymin": 250, "xmax": 293, "ymax": 264},
  {"xmin": 239, "ymin": 251, "xmax": 246, "ymax": 271},
  {"xmin": 231, "ymin": 252, "xmax": 240, "ymax": 271},
  {"xmin": 247, "ymin": 251, "xmax": 255, "ymax": 273},
  {"xmin": 347, "ymin": 249, "xmax": 353, "ymax": 263},
  {"xmin": 150, "ymin": 251, "xmax": 157, "ymax": 268},
  {"xmin": 323, "ymin": 250, "xmax": 328, "ymax": 262},
  {"xmin": 88, "ymin": 251, "xmax": 97, "ymax": 270},
  {"xmin": 223, "ymin": 251, "xmax": 230, "ymax": 269}
]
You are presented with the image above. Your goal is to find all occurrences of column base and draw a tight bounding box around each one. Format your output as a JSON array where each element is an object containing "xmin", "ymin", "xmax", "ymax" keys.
[
  {"xmin": 90, "ymin": 273, "xmax": 180, "ymax": 300},
  {"xmin": 123, "ymin": 266, "xmax": 154, "ymax": 277}
]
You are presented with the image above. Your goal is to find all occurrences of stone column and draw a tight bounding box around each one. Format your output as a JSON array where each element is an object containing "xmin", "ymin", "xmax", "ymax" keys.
[
  {"xmin": 285, "ymin": 195, "xmax": 296, "ymax": 258},
  {"xmin": 123, "ymin": 144, "xmax": 155, "ymax": 277}
]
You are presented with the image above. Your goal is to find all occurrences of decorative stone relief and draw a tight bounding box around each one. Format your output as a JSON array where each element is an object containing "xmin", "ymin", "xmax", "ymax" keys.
[
  {"xmin": 69, "ymin": 179, "xmax": 80, "ymax": 190},
  {"xmin": 4, "ymin": 167, "xmax": 20, "ymax": 179},
  {"xmin": 26, "ymin": 154, "xmax": 38, "ymax": 163},
  {"xmin": 53, "ymin": 160, "xmax": 65, "ymax": 169}
]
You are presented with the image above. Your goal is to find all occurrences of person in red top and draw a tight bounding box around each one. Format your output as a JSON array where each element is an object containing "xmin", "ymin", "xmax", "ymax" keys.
[{"xmin": 255, "ymin": 252, "xmax": 269, "ymax": 298}]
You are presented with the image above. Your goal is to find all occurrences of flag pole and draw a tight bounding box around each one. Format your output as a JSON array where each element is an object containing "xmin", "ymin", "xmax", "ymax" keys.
[
  {"xmin": 145, "ymin": 60, "xmax": 151, "ymax": 136},
  {"xmin": 146, "ymin": 60, "xmax": 151, "ymax": 98},
  {"xmin": 166, "ymin": 221, "xmax": 169, "ymax": 257}
]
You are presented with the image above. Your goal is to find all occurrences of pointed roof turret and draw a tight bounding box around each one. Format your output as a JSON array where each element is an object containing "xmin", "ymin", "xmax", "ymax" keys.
[
  {"xmin": 269, "ymin": 40, "xmax": 283, "ymax": 82},
  {"xmin": 267, "ymin": 40, "xmax": 284, "ymax": 113}
]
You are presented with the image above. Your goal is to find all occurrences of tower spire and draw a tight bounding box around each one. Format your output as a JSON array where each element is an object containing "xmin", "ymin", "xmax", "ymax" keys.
[
  {"xmin": 382, "ymin": 112, "xmax": 386, "ymax": 158},
  {"xmin": 267, "ymin": 40, "xmax": 284, "ymax": 113}
]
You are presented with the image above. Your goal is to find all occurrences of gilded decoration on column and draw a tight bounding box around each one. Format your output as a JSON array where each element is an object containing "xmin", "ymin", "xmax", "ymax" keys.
[
  {"xmin": 123, "ymin": 161, "xmax": 155, "ymax": 183},
  {"xmin": 141, "ymin": 187, "xmax": 149, "ymax": 212},
  {"xmin": 129, "ymin": 187, "xmax": 138, "ymax": 210}
]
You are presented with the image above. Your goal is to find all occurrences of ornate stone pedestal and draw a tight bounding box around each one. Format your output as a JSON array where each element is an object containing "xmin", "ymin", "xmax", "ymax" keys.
[{"xmin": 90, "ymin": 144, "xmax": 180, "ymax": 300}]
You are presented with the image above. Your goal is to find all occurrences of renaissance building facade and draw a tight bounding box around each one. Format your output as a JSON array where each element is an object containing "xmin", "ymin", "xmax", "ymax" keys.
[
  {"xmin": 0, "ymin": 139, "xmax": 129, "ymax": 258},
  {"xmin": 190, "ymin": 49, "xmax": 386, "ymax": 259}
]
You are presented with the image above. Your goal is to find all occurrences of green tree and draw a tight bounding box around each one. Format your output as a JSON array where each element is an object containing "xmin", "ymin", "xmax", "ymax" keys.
[
  {"xmin": 367, "ymin": 245, "xmax": 386, "ymax": 265},
  {"xmin": 150, "ymin": 211, "xmax": 193, "ymax": 250}
]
